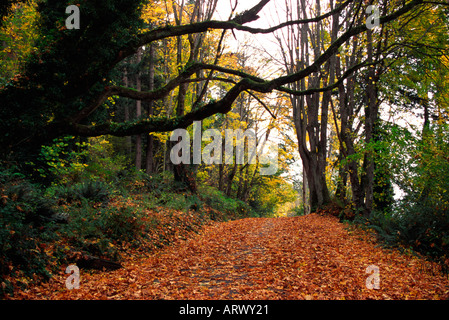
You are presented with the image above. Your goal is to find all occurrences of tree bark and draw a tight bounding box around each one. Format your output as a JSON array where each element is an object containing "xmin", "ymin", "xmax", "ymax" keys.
[
  {"xmin": 225, "ymin": 164, "xmax": 238, "ymax": 197},
  {"xmin": 282, "ymin": 0, "xmax": 332, "ymax": 212},
  {"xmin": 362, "ymin": 28, "xmax": 378, "ymax": 217},
  {"xmin": 135, "ymin": 46, "xmax": 143, "ymax": 171},
  {"xmin": 123, "ymin": 66, "xmax": 132, "ymax": 155},
  {"xmin": 146, "ymin": 43, "xmax": 155, "ymax": 174}
]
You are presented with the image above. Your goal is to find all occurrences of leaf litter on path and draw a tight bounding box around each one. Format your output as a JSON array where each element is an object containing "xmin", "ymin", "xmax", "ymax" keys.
[{"xmin": 11, "ymin": 214, "xmax": 449, "ymax": 300}]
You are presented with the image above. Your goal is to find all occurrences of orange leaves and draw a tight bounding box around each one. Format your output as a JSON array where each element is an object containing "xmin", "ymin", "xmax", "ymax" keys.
[{"xmin": 10, "ymin": 214, "xmax": 449, "ymax": 300}]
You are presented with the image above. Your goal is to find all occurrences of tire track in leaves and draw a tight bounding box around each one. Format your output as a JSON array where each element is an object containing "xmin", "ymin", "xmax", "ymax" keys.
[{"xmin": 12, "ymin": 214, "xmax": 449, "ymax": 300}]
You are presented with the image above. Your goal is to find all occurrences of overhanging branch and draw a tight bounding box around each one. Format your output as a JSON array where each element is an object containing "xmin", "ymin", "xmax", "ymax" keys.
[
  {"xmin": 136, "ymin": 0, "xmax": 352, "ymax": 47},
  {"xmin": 67, "ymin": 0, "xmax": 425, "ymax": 138},
  {"xmin": 279, "ymin": 60, "xmax": 380, "ymax": 96},
  {"xmin": 70, "ymin": 62, "xmax": 264, "ymax": 123}
]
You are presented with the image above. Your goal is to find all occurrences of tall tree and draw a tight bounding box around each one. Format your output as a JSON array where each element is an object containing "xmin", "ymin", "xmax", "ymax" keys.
[
  {"xmin": 0, "ymin": 0, "xmax": 436, "ymax": 196},
  {"xmin": 145, "ymin": 43, "xmax": 156, "ymax": 174},
  {"xmin": 135, "ymin": 46, "xmax": 143, "ymax": 170},
  {"xmin": 274, "ymin": 0, "xmax": 342, "ymax": 210}
]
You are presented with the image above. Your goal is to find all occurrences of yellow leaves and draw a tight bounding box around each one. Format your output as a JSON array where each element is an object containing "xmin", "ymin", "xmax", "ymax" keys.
[
  {"xmin": 0, "ymin": 1, "xmax": 40, "ymax": 81},
  {"xmin": 140, "ymin": 0, "xmax": 170, "ymax": 26},
  {"xmin": 151, "ymin": 131, "xmax": 171, "ymax": 143}
]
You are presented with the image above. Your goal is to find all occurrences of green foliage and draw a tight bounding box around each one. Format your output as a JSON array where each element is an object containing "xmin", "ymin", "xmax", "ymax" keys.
[
  {"xmin": 0, "ymin": 165, "xmax": 56, "ymax": 294},
  {"xmin": 0, "ymin": 0, "xmax": 146, "ymax": 160},
  {"xmin": 388, "ymin": 123, "xmax": 449, "ymax": 211},
  {"xmin": 412, "ymin": 127, "xmax": 449, "ymax": 209},
  {"xmin": 81, "ymin": 136, "xmax": 128, "ymax": 183},
  {"xmin": 359, "ymin": 206, "xmax": 449, "ymax": 263},
  {"xmin": 35, "ymin": 135, "xmax": 127, "ymax": 186},
  {"xmin": 249, "ymin": 173, "xmax": 297, "ymax": 217},
  {"xmin": 396, "ymin": 205, "xmax": 449, "ymax": 261},
  {"xmin": 74, "ymin": 181, "xmax": 111, "ymax": 203},
  {"xmin": 198, "ymin": 184, "xmax": 257, "ymax": 219},
  {"xmin": 34, "ymin": 135, "xmax": 89, "ymax": 183},
  {"xmin": 353, "ymin": 123, "xmax": 449, "ymax": 268},
  {"xmin": 48, "ymin": 180, "xmax": 111, "ymax": 204},
  {"xmin": 0, "ymin": 1, "xmax": 39, "ymax": 86},
  {"xmin": 135, "ymin": 171, "xmax": 196, "ymax": 211},
  {"xmin": 59, "ymin": 204, "xmax": 147, "ymax": 260},
  {"xmin": 372, "ymin": 122, "xmax": 395, "ymax": 213},
  {"xmin": 290, "ymin": 204, "xmax": 306, "ymax": 217}
]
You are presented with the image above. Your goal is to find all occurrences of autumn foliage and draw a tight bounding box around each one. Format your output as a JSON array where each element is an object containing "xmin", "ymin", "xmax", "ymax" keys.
[
  {"xmin": 1, "ymin": 0, "xmax": 449, "ymax": 303},
  {"xmin": 10, "ymin": 213, "xmax": 449, "ymax": 300}
]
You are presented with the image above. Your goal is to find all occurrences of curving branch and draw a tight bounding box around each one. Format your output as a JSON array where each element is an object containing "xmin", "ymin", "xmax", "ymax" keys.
[
  {"xmin": 113, "ymin": 0, "xmax": 353, "ymax": 67},
  {"xmin": 136, "ymin": 0, "xmax": 352, "ymax": 47},
  {"xmin": 69, "ymin": 62, "xmax": 264, "ymax": 123},
  {"xmin": 67, "ymin": 0, "xmax": 425, "ymax": 138},
  {"xmin": 279, "ymin": 60, "xmax": 381, "ymax": 96}
]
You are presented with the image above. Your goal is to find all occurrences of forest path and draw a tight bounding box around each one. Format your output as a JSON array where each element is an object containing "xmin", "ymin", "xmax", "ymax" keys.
[{"xmin": 15, "ymin": 214, "xmax": 449, "ymax": 299}]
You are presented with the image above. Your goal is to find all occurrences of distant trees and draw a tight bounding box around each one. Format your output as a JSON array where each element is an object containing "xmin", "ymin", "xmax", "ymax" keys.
[
  {"xmin": 274, "ymin": 0, "xmax": 338, "ymax": 211},
  {"xmin": 269, "ymin": 0, "xmax": 448, "ymax": 216},
  {"xmin": 1, "ymin": 0, "xmax": 447, "ymax": 217}
]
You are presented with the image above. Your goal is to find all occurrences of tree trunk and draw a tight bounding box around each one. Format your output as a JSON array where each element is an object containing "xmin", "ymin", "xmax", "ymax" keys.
[
  {"xmin": 283, "ymin": 0, "xmax": 332, "ymax": 212},
  {"xmin": 362, "ymin": 28, "xmax": 378, "ymax": 217},
  {"xmin": 146, "ymin": 44, "xmax": 155, "ymax": 174},
  {"xmin": 237, "ymin": 164, "xmax": 247, "ymax": 200},
  {"xmin": 135, "ymin": 47, "xmax": 143, "ymax": 171},
  {"xmin": 302, "ymin": 169, "xmax": 309, "ymax": 214},
  {"xmin": 335, "ymin": 153, "xmax": 348, "ymax": 203},
  {"xmin": 225, "ymin": 164, "xmax": 238, "ymax": 196},
  {"xmin": 303, "ymin": 152, "xmax": 330, "ymax": 212},
  {"xmin": 123, "ymin": 67, "xmax": 132, "ymax": 155}
]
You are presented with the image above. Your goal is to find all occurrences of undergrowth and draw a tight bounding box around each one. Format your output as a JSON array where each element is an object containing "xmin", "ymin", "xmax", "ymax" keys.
[
  {"xmin": 353, "ymin": 206, "xmax": 449, "ymax": 274},
  {"xmin": 318, "ymin": 199, "xmax": 449, "ymax": 274},
  {"xmin": 0, "ymin": 165, "xmax": 259, "ymax": 297}
]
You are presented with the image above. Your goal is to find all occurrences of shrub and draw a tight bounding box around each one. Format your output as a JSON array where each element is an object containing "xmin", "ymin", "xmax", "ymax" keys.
[
  {"xmin": 0, "ymin": 168, "xmax": 56, "ymax": 294},
  {"xmin": 59, "ymin": 204, "xmax": 148, "ymax": 260},
  {"xmin": 395, "ymin": 204, "xmax": 449, "ymax": 261},
  {"xmin": 73, "ymin": 180, "xmax": 111, "ymax": 203},
  {"xmin": 34, "ymin": 135, "xmax": 128, "ymax": 186},
  {"xmin": 34, "ymin": 135, "xmax": 89, "ymax": 184},
  {"xmin": 82, "ymin": 136, "xmax": 127, "ymax": 183},
  {"xmin": 102, "ymin": 206, "xmax": 147, "ymax": 243},
  {"xmin": 198, "ymin": 185, "xmax": 256, "ymax": 219},
  {"xmin": 356, "ymin": 210, "xmax": 398, "ymax": 245},
  {"xmin": 358, "ymin": 204, "xmax": 449, "ymax": 266},
  {"xmin": 47, "ymin": 180, "xmax": 111, "ymax": 204},
  {"xmin": 290, "ymin": 205, "xmax": 305, "ymax": 217},
  {"xmin": 357, "ymin": 124, "xmax": 449, "ymax": 267},
  {"xmin": 142, "ymin": 171, "xmax": 174, "ymax": 194}
]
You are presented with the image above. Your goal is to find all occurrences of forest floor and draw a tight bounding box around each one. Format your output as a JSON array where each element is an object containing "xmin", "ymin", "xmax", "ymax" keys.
[{"xmin": 10, "ymin": 213, "xmax": 449, "ymax": 300}]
